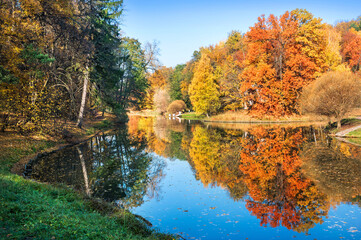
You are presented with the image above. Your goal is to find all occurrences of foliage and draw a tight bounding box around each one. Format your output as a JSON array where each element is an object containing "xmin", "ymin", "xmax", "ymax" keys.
[
  {"xmin": 241, "ymin": 9, "xmax": 327, "ymax": 117},
  {"xmin": 169, "ymin": 64, "xmax": 186, "ymax": 101},
  {"xmin": 300, "ymin": 70, "xmax": 361, "ymax": 128},
  {"xmin": 167, "ymin": 100, "xmax": 187, "ymax": 114},
  {"xmin": 0, "ymin": 0, "xmax": 150, "ymax": 131},
  {"xmin": 140, "ymin": 9, "xmax": 361, "ymax": 121},
  {"xmin": 341, "ymin": 28, "xmax": 361, "ymax": 72},
  {"xmin": 189, "ymin": 54, "xmax": 220, "ymax": 116}
]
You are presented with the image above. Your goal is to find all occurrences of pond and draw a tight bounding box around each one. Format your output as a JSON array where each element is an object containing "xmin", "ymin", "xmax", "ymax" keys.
[{"xmin": 24, "ymin": 116, "xmax": 361, "ymax": 240}]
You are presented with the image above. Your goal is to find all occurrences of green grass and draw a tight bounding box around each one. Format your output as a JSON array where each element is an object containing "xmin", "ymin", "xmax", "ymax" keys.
[
  {"xmin": 347, "ymin": 138, "xmax": 361, "ymax": 145},
  {"xmin": 347, "ymin": 128, "xmax": 361, "ymax": 138},
  {"xmin": 180, "ymin": 112, "xmax": 205, "ymax": 120},
  {"xmin": 0, "ymin": 135, "xmax": 174, "ymax": 240},
  {"xmin": 326, "ymin": 118, "xmax": 361, "ymax": 134}
]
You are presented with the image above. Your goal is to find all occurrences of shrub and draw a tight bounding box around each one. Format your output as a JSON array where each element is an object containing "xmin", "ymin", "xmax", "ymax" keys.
[
  {"xmin": 167, "ymin": 100, "xmax": 186, "ymax": 114},
  {"xmin": 300, "ymin": 70, "xmax": 361, "ymax": 128}
]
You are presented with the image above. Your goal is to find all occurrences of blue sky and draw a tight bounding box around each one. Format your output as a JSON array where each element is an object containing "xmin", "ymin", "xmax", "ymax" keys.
[{"xmin": 121, "ymin": 0, "xmax": 361, "ymax": 67}]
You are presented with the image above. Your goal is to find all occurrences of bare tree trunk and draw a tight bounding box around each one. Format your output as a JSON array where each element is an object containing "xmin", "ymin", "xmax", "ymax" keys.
[{"xmin": 77, "ymin": 65, "xmax": 89, "ymax": 128}]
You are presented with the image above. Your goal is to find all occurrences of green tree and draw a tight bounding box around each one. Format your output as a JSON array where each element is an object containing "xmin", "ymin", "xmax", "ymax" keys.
[{"xmin": 169, "ymin": 64, "xmax": 185, "ymax": 101}]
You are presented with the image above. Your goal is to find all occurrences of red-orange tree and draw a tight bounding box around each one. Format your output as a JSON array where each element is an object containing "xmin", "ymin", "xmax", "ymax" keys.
[
  {"xmin": 341, "ymin": 28, "xmax": 361, "ymax": 72},
  {"xmin": 241, "ymin": 9, "xmax": 327, "ymax": 117}
]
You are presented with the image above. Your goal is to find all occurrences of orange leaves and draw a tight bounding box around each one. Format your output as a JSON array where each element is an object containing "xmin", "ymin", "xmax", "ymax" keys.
[
  {"xmin": 238, "ymin": 126, "xmax": 329, "ymax": 232},
  {"xmin": 341, "ymin": 28, "xmax": 361, "ymax": 71},
  {"xmin": 148, "ymin": 66, "xmax": 173, "ymax": 89},
  {"xmin": 241, "ymin": 9, "xmax": 327, "ymax": 117}
]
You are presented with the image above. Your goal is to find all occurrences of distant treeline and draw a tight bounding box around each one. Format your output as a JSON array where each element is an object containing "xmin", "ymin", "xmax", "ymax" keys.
[
  {"xmin": 147, "ymin": 9, "xmax": 361, "ymax": 117},
  {"xmin": 0, "ymin": 0, "xmax": 153, "ymax": 132}
]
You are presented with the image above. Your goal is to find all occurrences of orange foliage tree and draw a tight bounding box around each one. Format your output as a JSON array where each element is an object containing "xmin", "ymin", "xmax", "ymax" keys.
[
  {"xmin": 241, "ymin": 9, "xmax": 327, "ymax": 117},
  {"xmin": 341, "ymin": 28, "xmax": 361, "ymax": 72}
]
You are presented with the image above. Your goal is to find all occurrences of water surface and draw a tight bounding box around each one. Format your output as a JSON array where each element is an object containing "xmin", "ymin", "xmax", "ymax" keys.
[{"xmin": 24, "ymin": 116, "xmax": 361, "ymax": 239}]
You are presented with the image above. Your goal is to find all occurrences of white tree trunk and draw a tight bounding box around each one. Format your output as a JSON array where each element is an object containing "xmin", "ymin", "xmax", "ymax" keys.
[{"xmin": 77, "ymin": 65, "xmax": 89, "ymax": 128}]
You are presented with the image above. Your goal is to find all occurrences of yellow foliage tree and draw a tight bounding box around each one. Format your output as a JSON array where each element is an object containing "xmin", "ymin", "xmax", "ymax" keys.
[{"xmin": 189, "ymin": 54, "xmax": 220, "ymax": 116}]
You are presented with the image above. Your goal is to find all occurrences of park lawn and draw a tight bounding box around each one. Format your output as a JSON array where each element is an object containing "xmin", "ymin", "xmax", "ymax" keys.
[
  {"xmin": 0, "ymin": 132, "xmax": 173, "ymax": 240},
  {"xmin": 180, "ymin": 112, "xmax": 205, "ymax": 120}
]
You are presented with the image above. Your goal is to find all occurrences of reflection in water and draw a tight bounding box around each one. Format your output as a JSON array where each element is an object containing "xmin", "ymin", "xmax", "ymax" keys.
[
  {"xmin": 25, "ymin": 126, "xmax": 165, "ymax": 208},
  {"xmin": 25, "ymin": 116, "xmax": 361, "ymax": 239},
  {"xmin": 302, "ymin": 141, "xmax": 361, "ymax": 203},
  {"xmin": 238, "ymin": 127, "xmax": 329, "ymax": 232}
]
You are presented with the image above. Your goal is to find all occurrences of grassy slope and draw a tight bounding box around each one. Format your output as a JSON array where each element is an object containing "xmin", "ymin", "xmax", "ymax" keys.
[{"xmin": 0, "ymin": 131, "xmax": 172, "ymax": 239}]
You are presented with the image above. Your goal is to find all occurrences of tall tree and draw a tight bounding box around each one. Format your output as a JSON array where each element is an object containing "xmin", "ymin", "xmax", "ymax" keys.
[
  {"xmin": 189, "ymin": 54, "xmax": 220, "ymax": 116},
  {"xmin": 241, "ymin": 9, "xmax": 327, "ymax": 117},
  {"xmin": 169, "ymin": 64, "xmax": 186, "ymax": 101}
]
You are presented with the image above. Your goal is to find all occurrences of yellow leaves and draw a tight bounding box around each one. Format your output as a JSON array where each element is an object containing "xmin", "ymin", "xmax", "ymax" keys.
[{"xmin": 189, "ymin": 54, "xmax": 220, "ymax": 115}]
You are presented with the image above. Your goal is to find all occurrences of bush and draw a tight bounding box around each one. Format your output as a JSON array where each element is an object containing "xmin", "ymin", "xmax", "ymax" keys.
[
  {"xmin": 167, "ymin": 100, "xmax": 186, "ymax": 114},
  {"xmin": 300, "ymin": 70, "xmax": 361, "ymax": 128}
]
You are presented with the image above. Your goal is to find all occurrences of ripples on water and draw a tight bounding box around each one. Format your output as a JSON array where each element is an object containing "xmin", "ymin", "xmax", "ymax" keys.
[{"xmin": 24, "ymin": 116, "xmax": 361, "ymax": 240}]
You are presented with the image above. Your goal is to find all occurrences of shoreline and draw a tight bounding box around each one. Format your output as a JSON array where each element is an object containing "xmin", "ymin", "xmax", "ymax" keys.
[{"xmin": 0, "ymin": 116, "xmax": 173, "ymax": 240}]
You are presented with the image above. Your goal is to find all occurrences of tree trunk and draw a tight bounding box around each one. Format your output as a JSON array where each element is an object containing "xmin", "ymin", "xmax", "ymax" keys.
[
  {"xmin": 337, "ymin": 119, "xmax": 342, "ymax": 129},
  {"xmin": 77, "ymin": 65, "xmax": 89, "ymax": 128}
]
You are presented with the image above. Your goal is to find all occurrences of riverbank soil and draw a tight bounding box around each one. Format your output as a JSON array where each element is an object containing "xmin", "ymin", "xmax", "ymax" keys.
[{"xmin": 0, "ymin": 114, "xmax": 173, "ymax": 239}]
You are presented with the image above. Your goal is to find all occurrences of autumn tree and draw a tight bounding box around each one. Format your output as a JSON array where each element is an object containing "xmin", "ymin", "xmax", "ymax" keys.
[
  {"xmin": 241, "ymin": 9, "xmax": 328, "ymax": 117},
  {"xmin": 300, "ymin": 70, "xmax": 361, "ymax": 128},
  {"xmin": 324, "ymin": 24, "xmax": 343, "ymax": 70},
  {"xmin": 144, "ymin": 66, "xmax": 172, "ymax": 109},
  {"xmin": 341, "ymin": 28, "xmax": 361, "ymax": 72},
  {"xmin": 153, "ymin": 88, "xmax": 170, "ymax": 114},
  {"xmin": 180, "ymin": 51, "xmax": 200, "ymax": 109},
  {"xmin": 189, "ymin": 54, "xmax": 220, "ymax": 116}
]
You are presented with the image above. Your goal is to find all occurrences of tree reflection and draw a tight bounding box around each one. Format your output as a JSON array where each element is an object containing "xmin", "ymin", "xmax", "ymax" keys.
[
  {"xmin": 128, "ymin": 115, "xmax": 191, "ymax": 160},
  {"xmin": 189, "ymin": 126, "xmax": 247, "ymax": 200},
  {"xmin": 27, "ymin": 116, "xmax": 361, "ymax": 233},
  {"xmin": 88, "ymin": 127, "xmax": 166, "ymax": 208},
  {"xmin": 239, "ymin": 126, "xmax": 329, "ymax": 232},
  {"xmin": 26, "ymin": 125, "xmax": 165, "ymax": 209},
  {"xmin": 302, "ymin": 140, "xmax": 361, "ymax": 204},
  {"xmin": 187, "ymin": 125, "xmax": 332, "ymax": 232}
]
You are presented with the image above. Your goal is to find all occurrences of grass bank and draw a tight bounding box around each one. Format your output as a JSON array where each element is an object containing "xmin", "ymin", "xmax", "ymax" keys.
[
  {"xmin": 179, "ymin": 110, "xmax": 326, "ymax": 123},
  {"xmin": 0, "ymin": 118, "xmax": 173, "ymax": 239}
]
